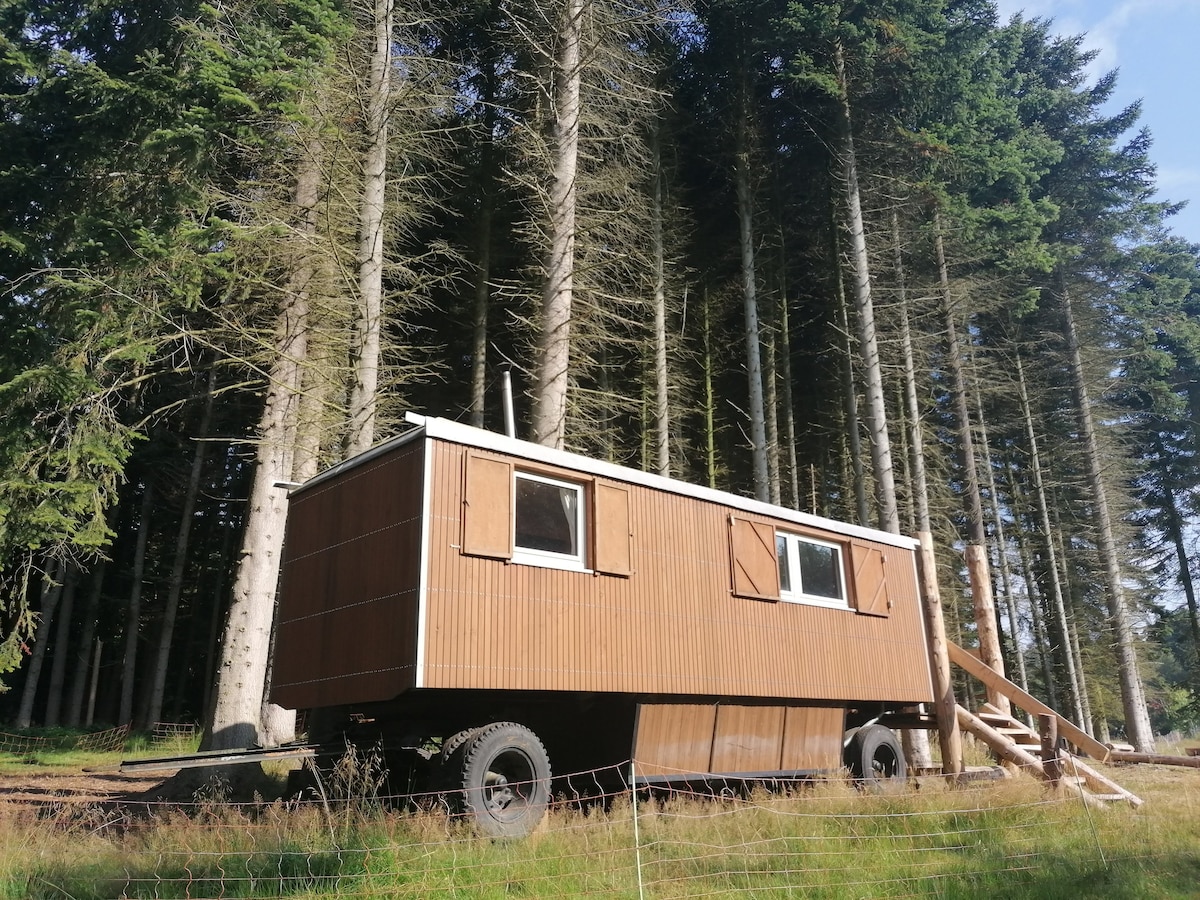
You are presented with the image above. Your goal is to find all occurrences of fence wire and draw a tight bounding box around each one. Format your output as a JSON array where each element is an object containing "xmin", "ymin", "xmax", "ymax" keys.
[{"xmin": 12, "ymin": 757, "xmax": 1169, "ymax": 899}]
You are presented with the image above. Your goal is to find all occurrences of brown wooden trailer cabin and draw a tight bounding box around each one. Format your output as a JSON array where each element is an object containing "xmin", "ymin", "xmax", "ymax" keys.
[{"xmin": 272, "ymin": 414, "xmax": 934, "ymax": 835}]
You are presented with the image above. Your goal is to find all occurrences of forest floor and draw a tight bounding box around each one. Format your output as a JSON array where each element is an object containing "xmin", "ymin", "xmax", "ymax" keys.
[{"xmin": 0, "ymin": 769, "xmax": 170, "ymax": 804}]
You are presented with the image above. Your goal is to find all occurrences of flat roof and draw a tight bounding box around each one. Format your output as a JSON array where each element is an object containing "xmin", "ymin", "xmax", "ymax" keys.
[{"xmin": 294, "ymin": 413, "xmax": 918, "ymax": 551}]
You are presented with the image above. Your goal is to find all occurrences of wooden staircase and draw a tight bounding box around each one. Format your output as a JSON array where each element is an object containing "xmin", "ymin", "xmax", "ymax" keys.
[
  {"xmin": 963, "ymin": 703, "xmax": 1143, "ymax": 806},
  {"xmin": 945, "ymin": 641, "xmax": 1143, "ymax": 807}
]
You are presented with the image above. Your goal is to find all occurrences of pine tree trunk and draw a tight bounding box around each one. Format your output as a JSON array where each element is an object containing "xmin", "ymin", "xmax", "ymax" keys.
[
  {"xmin": 1059, "ymin": 280, "xmax": 1154, "ymax": 751},
  {"xmin": 764, "ymin": 317, "xmax": 781, "ymax": 505},
  {"xmin": 16, "ymin": 563, "xmax": 64, "ymax": 729},
  {"xmin": 775, "ymin": 241, "xmax": 800, "ymax": 509},
  {"xmin": 205, "ymin": 157, "xmax": 315, "ymax": 750},
  {"xmin": 1007, "ymin": 464, "xmax": 1059, "ymax": 709},
  {"xmin": 702, "ymin": 289, "xmax": 717, "ymax": 489},
  {"xmin": 530, "ymin": 0, "xmax": 583, "ymax": 450},
  {"xmin": 891, "ymin": 212, "xmax": 930, "ymax": 533},
  {"xmin": 651, "ymin": 125, "xmax": 671, "ymax": 476},
  {"xmin": 934, "ymin": 215, "xmax": 1006, "ymax": 711},
  {"xmin": 976, "ymin": 386, "xmax": 1030, "ymax": 707},
  {"xmin": 344, "ymin": 0, "xmax": 393, "ymax": 457},
  {"xmin": 470, "ymin": 204, "xmax": 493, "ymax": 430},
  {"xmin": 734, "ymin": 93, "xmax": 769, "ymax": 500},
  {"xmin": 469, "ymin": 32, "xmax": 501, "ymax": 430},
  {"xmin": 836, "ymin": 256, "xmax": 869, "ymax": 527},
  {"xmin": 119, "ymin": 484, "xmax": 154, "ymax": 726},
  {"xmin": 65, "ymin": 564, "xmax": 105, "ymax": 726},
  {"xmin": 144, "ymin": 369, "xmax": 216, "ymax": 728},
  {"xmin": 833, "ymin": 42, "xmax": 897, "ymax": 533},
  {"xmin": 1151, "ymin": 439, "xmax": 1200, "ymax": 650},
  {"xmin": 1015, "ymin": 350, "xmax": 1084, "ymax": 724},
  {"xmin": 42, "ymin": 569, "xmax": 77, "ymax": 726}
]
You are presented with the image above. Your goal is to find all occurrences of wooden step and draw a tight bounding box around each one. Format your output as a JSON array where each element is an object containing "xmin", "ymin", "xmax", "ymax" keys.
[{"xmin": 877, "ymin": 711, "xmax": 939, "ymax": 730}]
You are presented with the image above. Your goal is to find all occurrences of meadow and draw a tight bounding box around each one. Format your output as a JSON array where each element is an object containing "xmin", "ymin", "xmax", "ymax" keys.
[{"xmin": 1, "ymin": 732, "xmax": 1197, "ymax": 899}]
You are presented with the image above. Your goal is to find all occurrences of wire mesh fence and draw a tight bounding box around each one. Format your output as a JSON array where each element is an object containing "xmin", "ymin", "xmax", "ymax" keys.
[
  {"xmin": 12, "ymin": 755, "xmax": 1180, "ymax": 899},
  {"xmin": 0, "ymin": 723, "xmax": 130, "ymax": 755}
]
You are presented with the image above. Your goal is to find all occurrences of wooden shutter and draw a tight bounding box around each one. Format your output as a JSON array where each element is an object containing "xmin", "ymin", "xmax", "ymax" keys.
[
  {"xmin": 850, "ymin": 543, "xmax": 890, "ymax": 617},
  {"xmin": 729, "ymin": 517, "xmax": 780, "ymax": 600},
  {"xmin": 594, "ymin": 482, "xmax": 633, "ymax": 576},
  {"xmin": 461, "ymin": 452, "xmax": 513, "ymax": 559}
]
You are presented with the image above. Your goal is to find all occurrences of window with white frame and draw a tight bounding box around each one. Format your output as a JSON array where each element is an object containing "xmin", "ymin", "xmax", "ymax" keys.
[
  {"xmin": 512, "ymin": 471, "xmax": 586, "ymax": 570},
  {"xmin": 775, "ymin": 532, "xmax": 848, "ymax": 608}
]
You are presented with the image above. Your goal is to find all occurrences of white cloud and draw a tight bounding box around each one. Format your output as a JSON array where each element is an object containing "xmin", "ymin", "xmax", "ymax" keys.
[{"xmin": 1157, "ymin": 165, "xmax": 1200, "ymax": 193}]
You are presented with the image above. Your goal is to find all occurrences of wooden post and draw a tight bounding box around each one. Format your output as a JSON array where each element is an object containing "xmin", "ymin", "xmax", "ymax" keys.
[
  {"xmin": 1039, "ymin": 713, "xmax": 1061, "ymax": 786},
  {"xmin": 917, "ymin": 532, "xmax": 962, "ymax": 775},
  {"xmin": 965, "ymin": 544, "xmax": 1010, "ymax": 714}
]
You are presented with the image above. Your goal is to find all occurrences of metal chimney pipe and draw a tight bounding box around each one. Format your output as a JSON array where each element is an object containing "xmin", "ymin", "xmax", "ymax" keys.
[{"xmin": 501, "ymin": 369, "xmax": 516, "ymax": 439}]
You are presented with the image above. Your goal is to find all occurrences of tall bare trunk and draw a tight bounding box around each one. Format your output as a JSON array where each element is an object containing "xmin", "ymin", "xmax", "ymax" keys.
[
  {"xmin": 834, "ymin": 43, "xmax": 897, "ymax": 533},
  {"xmin": 891, "ymin": 213, "xmax": 930, "ymax": 533},
  {"xmin": 144, "ymin": 369, "xmax": 216, "ymax": 728},
  {"xmin": 344, "ymin": 0, "xmax": 393, "ymax": 457},
  {"xmin": 119, "ymin": 485, "xmax": 154, "ymax": 726},
  {"xmin": 530, "ymin": 0, "xmax": 583, "ymax": 450},
  {"xmin": 65, "ymin": 563, "xmax": 105, "ymax": 726},
  {"xmin": 837, "ymin": 268, "xmax": 869, "ymax": 527},
  {"xmin": 976, "ymin": 383, "xmax": 1030, "ymax": 709},
  {"xmin": 734, "ymin": 93, "xmax": 769, "ymax": 500},
  {"xmin": 43, "ymin": 567, "xmax": 77, "ymax": 726},
  {"xmin": 702, "ymin": 289, "xmax": 717, "ymax": 489},
  {"xmin": 651, "ymin": 125, "xmax": 671, "ymax": 476},
  {"xmin": 206, "ymin": 156, "xmax": 316, "ymax": 751},
  {"xmin": 934, "ymin": 215, "xmax": 1005, "ymax": 711},
  {"xmin": 1015, "ymin": 350, "xmax": 1083, "ymax": 724},
  {"xmin": 1060, "ymin": 280, "xmax": 1153, "ymax": 751},
  {"xmin": 1150, "ymin": 436, "xmax": 1200, "ymax": 651},
  {"xmin": 469, "ymin": 37, "xmax": 500, "ymax": 430},
  {"xmin": 777, "ymin": 253, "xmax": 800, "ymax": 510},
  {"xmin": 16, "ymin": 563, "xmax": 64, "ymax": 728},
  {"xmin": 1007, "ymin": 461, "xmax": 1059, "ymax": 709},
  {"xmin": 764, "ymin": 317, "xmax": 781, "ymax": 504}
]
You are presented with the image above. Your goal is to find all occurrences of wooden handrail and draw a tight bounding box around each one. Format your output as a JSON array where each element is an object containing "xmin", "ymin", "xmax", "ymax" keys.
[{"xmin": 947, "ymin": 641, "xmax": 1110, "ymax": 762}]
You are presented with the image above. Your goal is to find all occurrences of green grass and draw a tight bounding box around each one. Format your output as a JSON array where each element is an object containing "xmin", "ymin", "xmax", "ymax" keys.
[{"xmin": 2, "ymin": 745, "xmax": 1198, "ymax": 899}]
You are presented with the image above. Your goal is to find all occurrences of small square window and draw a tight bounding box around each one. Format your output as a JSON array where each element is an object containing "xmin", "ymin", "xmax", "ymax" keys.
[
  {"xmin": 777, "ymin": 533, "xmax": 848, "ymax": 609},
  {"xmin": 512, "ymin": 472, "xmax": 586, "ymax": 570}
]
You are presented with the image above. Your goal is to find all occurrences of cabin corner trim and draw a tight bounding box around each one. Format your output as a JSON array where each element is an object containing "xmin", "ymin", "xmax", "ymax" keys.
[{"xmin": 415, "ymin": 437, "xmax": 434, "ymax": 689}]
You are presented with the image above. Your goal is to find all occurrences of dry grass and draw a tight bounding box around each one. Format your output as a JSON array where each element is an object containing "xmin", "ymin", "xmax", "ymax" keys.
[{"xmin": 0, "ymin": 757, "xmax": 1191, "ymax": 898}]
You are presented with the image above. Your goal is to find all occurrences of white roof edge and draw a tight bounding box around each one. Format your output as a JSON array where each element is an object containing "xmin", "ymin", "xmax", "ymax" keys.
[
  {"xmin": 294, "ymin": 412, "xmax": 915, "ymax": 550},
  {"xmin": 408, "ymin": 414, "xmax": 916, "ymax": 551}
]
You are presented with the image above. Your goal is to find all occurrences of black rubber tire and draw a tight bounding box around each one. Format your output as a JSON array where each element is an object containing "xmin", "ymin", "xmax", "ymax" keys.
[
  {"xmin": 844, "ymin": 724, "xmax": 906, "ymax": 785},
  {"xmin": 459, "ymin": 722, "xmax": 552, "ymax": 838}
]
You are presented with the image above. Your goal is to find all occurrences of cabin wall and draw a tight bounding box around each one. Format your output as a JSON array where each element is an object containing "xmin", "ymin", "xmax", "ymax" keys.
[
  {"xmin": 423, "ymin": 442, "xmax": 933, "ymax": 704},
  {"xmin": 272, "ymin": 441, "xmax": 424, "ymax": 709}
]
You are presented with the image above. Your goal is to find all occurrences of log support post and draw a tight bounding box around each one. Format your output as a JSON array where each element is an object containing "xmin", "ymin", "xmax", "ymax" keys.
[
  {"xmin": 917, "ymin": 532, "xmax": 963, "ymax": 775},
  {"xmin": 1039, "ymin": 713, "xmax": 1061, "ymax": 787},
  {"xmin": 965, "ymin": 544, "xmax": 1010, "ymax": 715}
]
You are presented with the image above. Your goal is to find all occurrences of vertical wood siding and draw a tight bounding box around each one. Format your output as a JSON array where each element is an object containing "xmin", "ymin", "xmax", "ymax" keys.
[
  {"xmin": 271, "ymin": 442, "xmax": 424, "ymax": 709},
  {"xmin": 633, "ymin": 702, "xmax": 845, "ymax": 777},
  {"xmin": 424, "ymin": 442, "xmax": 934, "ymax": 704}
]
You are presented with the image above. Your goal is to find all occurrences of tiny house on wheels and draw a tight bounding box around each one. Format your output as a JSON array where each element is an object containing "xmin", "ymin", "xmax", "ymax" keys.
[{"xmin": 271, "ymin": 415, "xmax": 934, "ymax": 836}]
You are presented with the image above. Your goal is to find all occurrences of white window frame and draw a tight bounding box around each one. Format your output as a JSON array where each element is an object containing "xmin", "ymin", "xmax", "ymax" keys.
[
  {"xmin": 776, "ymin": 532, "xmax": 849, "ymax": 610},
  {"xmin": 511, "ymin": 471, "xmax": 588, "ymax": 572}
]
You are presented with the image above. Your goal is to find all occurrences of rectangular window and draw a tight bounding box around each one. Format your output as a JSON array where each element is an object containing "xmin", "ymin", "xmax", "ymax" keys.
[
  {"xmin": 777, "ymin": 533, "xmax": 848, "ymax": 609},
  {"xmin": 512, "ymin": 471, "xmax": 587, "ymax": 570}
]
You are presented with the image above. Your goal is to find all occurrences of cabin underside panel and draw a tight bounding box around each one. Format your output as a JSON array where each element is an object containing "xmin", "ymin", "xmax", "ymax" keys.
[{"xmin": 633, "ymin": 701, "xmax": 845, "ymax": 778}]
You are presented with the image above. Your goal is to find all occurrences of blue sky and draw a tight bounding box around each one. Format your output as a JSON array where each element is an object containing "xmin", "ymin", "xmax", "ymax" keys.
[{"xmin": 993, "ymin": 0, "xmax": 1200, "ymax": 246}]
